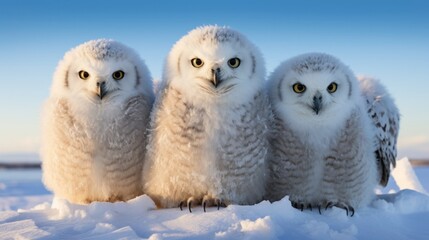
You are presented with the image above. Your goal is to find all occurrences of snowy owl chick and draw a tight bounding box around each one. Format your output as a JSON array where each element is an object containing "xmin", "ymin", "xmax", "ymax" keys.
[
  {"xmin": 266, "ymin": 53, "xmax": 399, "ymax": 215},
  {"xmin": 142, "ymin": 26, "xmax": 271, "ymax": 211},
  {"xmin": 41, "ymin": 39, "xmax": 154, "ymax": 204}
]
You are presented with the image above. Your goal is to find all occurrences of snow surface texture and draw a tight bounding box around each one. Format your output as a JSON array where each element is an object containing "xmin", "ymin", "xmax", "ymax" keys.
[{"xmin": 1, "ymin": 158, "xmax": 429, "ymax": 240}]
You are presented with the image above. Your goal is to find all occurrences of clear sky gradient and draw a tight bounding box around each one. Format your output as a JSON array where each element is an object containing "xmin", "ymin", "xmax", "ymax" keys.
[{"xmin": 0, "ymin": 0, "xmax": 428, "ymax": 159}]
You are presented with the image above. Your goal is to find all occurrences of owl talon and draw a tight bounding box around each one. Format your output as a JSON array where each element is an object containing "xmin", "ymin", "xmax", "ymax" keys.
[
  {"xmin": 291, "ymin": 201, "xmax": 301, "ymax": 209},
  {"xmin": 335, "ymin": 202, "xmax": 355, "ymax": 217},
  {"xmin": 202, "ymin": 195, "xmax": 212, "ymax": 212},
  {"xmin": 215, "ymin": 198, "xmax": 227, "ymax": 210},
  {"xmin": 179, "ymin": 197, "xmax": 195, "ymax": 213},
  {"xmin": 350, "ymin": 207, "xmax": 355, "ymax": 217},
  {"xmin": 200, "ymin": 196, "xmax": 226, "ymax": 212},
  {"xmin": 203, "ymin": 201, "xmax": 207, "ymax": 212},
  {"xmin": 318, "ymin": 205, "xmax": 322, "ymax": 214},
  {"xmin": 187, "ymin": 197, "xmax": 195, "ymax": 213},
  {"xmin": 291, "ymin": 201, "xmax": 307, "ymax": 211},
  {"xmin": 325, "ymin": 202, "xmax": 335, "ymax": 210},
  {"xmin": 179, "ymin": 201, "xmax": 185, "ymax": 211}
]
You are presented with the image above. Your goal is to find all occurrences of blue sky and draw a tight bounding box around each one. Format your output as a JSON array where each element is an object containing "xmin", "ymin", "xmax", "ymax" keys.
[{"xmin": 0, "ymin": 0, "xmax": 428, "ymax": 159}]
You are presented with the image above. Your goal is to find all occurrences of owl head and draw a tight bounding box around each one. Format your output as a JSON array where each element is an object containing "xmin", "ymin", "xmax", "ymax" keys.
[
  {"xmin": 269, "ymin": 53, "xmax": 362, "ymax": 130},
  {"xmin": 51, "ymin": 39, "xmax": 153, "ymax": 104},
  {"xmin": 163, "ymin": 25, "xmax": 265, "ymax": 104}
]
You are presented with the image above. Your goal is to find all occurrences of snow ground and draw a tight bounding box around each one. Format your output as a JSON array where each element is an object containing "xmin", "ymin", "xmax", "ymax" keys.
[{"xmin": 1, "ymin": 158, "xmax": 429, "ymax": 240}]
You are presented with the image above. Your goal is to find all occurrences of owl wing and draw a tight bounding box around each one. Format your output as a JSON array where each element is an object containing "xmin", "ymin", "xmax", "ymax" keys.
[{"xmin": 358, "ymin": 76, "xmax": 400, "ymax": 186}]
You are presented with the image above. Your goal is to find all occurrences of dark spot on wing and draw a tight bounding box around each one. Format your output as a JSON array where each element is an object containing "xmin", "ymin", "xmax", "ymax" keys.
[
  {"xmin": 346, "ymin": 75, "xmax": 352, "ymax": 98},
  {"xmin": 134, "ymin": 66, "xmax": 140, "ymax": 88},
  {"xmin": 64, "ymin": 69, "xmax": 69, "ymax": 88},
  {"xmin": 177, "ymin": 54, "xmax": 182, "ymax": 75},
  {"xmin": 277, "ymin": 77, "xmax": 283, "ymax": 101},
  {"xmin": 251, "ymin": 54, "xmax": 256, "ymax": 75}
]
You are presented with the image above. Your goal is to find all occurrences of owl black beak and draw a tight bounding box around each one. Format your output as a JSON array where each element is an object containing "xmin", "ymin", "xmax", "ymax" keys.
[
  {"xmin": 211, "ymin": 68, "xmax": 222, "ymax": 87},
  {"xmin": 97, "ymin": 81, "xmax": 107, "ymax": 99},
  {"xmin": 312, "ymin": 93, "xmax": 323, "ymax": 115}
]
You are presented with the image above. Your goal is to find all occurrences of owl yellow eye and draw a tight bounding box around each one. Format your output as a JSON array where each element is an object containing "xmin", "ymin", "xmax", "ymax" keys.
[
  {"xmin": 327, "ymin": 82, "xmax": 338, "ymax": 93},
  {"xmin": 292, "ymin": 83, "xmax": 306, "ymax": 93},
  {"xmin": 112, "ymin": 70, "xmax": 125, "ymax": 80},
  {"xmin": 191, "ymin": 58, "xmax": 204, "ymax": 68},
  {"xmin": 78, "ymin": 70, "xmax": 90, "ymax": 80},
  {"xmin": 228, "ymin": 58, "xmax": 241, "ymax": 68}
]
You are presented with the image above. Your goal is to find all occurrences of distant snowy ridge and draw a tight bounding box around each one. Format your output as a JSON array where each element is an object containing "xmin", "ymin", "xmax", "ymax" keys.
[
  {"xmin": 0, "ymin": 162, "xmax": 40, "ymax": 169},
  {"xmin": 0, "ymin": 153, "xmax": 40, "ymax": 164}
]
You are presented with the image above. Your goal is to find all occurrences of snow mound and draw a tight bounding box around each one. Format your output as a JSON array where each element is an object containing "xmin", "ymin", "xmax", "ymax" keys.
[
  {"xmin": 375, "ymin": 190, "xmax": 429, "ymax": 214},
  {"xmin": 1, "ymin": 191, "xmax": 429, "ymax": 239},
  {"xmin": 392, "ymin": 157, "xmax": 427, "ymax": 194}
]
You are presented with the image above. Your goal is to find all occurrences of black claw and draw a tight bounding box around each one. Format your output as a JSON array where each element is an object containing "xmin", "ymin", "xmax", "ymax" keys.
[
  {"xmin": 350, "ymin": 207, "xmax": 355, "ymax": 217},
  {"xmin": 291, "ymin": 202, "xmax": 304, "ymax": 211},
  {"xmin": 179, "ymin": 201, "xmax": 184, "ymax": 211},
  {"xmin": 308, "ymin": 204, "xmax": 312, "ymax": 211},
  {"xmin": 318, "ymin": 206, "xmax": 322, "ymax": 215},
  {"xmin": 325, "ymin": 202, "xmax": 334, "ymax": 210},
  {"xmin": 215, "ymin": 199, "xmax": 227, "ymax": 210},
  {"xmin": 331, "ymin": 202, "xmax": 355, "ymax": 217},
  {"xmin": 188, "ymin": 200, "xmax": 193, "ymax": 213},
  {"xmin": 203, "ymin": 201, "xmax": 207, "ymax": 212}
]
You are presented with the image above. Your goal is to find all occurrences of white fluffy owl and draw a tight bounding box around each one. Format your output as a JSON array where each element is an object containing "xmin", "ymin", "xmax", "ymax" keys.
[
  {"xmin": 142, "ymin": 26, "xmax": 271, "ymax": 211},
  {"xmin": 266, "ymin": 53, "xmax": 399, "ymax": 215},
  {"xmin": 41, "ymin": 39, "xmax": 154, "ymax": 204}
]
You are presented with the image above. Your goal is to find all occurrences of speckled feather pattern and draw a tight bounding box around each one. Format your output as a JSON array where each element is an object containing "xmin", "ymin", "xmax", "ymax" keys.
[
  {"xmin": 267, "ymin": 108, "xmax": 377, "ymax": 209},
  {"xmin": 358, "ymin": 76, "xmax": 400, "ymax": 186}
]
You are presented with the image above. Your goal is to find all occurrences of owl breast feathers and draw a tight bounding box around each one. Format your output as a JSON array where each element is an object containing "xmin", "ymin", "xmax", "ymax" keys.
[{"xmin": 41, "ymin": 39, "xmax": 154, "ymax": 204}]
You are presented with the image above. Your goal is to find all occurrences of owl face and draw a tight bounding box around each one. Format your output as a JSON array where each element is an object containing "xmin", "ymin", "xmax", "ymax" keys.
[
  {"xmin": 52, "ymin": 39, "xmax": 152, "ymax": 105},
  {"xmin": 166, "ymin": 26, "xmax": 265, "ymax": 103},
  {"xmin": 282, "ymin": 70, "xmax": 351, "ymax": 117},
  {"xmin": 67, "ymin": 58, "xmax": 138, "ymax": 103},
  {"xmin": 272, "ymin": 53, "xmax": 361, "ymax": 130}
]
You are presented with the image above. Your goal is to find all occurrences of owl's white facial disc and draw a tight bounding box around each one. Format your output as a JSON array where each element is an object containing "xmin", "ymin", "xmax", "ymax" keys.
[
  {"xmin": 67, "ymin": 58, "xmax": 138, "ymax": 103},
  {"xmin": 51, "ymin": 39, "xmax": 152, "ymax": 105},
  {"xmin": 273, "ymin": 53, "xmax": 361, "ymax": 131},
  {"xmin": 284, "ymin": 70, "xmax": 351, "ymax": 117},
  {"xmin": 166, "ymin": 26, "xmax": 265, "ymax": 104}
]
